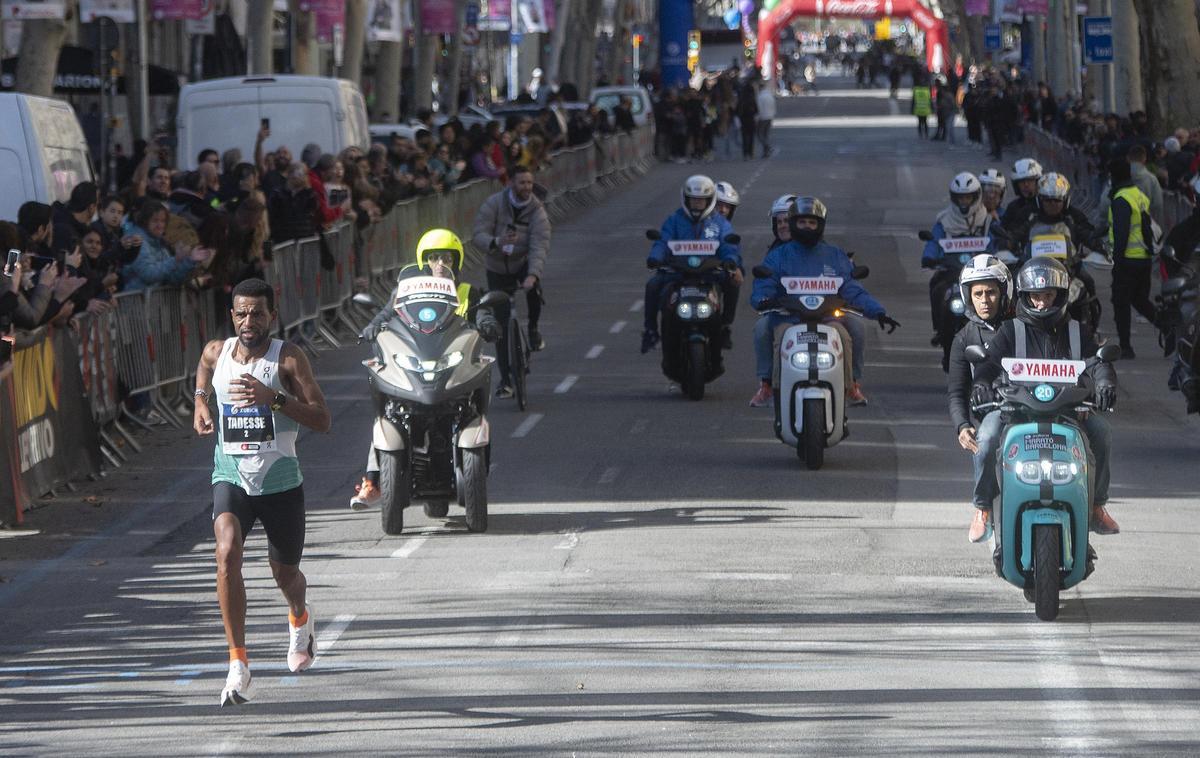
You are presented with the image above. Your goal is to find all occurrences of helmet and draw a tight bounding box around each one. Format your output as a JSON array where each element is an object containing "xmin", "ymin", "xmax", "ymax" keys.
[
  {"xmin": 415, "ymin": 228, "xmax": 465, "ymax": 271},
  {"xmin": 958, "ymin": 253, "xmax": 1013, "ymax": 325},
  {"xmin": 681, "ymin": 175, "xmax": 717, "ymax": 222},
  {"xmin": 1015, "ymin": 256, "xmax": 1071, "ymax": 330},
  {"xmin": 1011, "ymin": 158, "xmax": 1043, "ymax": 183},
  {"xmin": 1036, "ymin": 172, "xmax": 1071, "ymax": 213},
  {"xmin": 949, "ymin": 172, "xmax": 982, "ymax": 216},
  {"xmin": 786, "ymin": 196, "xmax": 828, "ymax": 246},
  {"xmin": 978, "ymin": 168, "xmax": 1007, "ymax": 195},
  {"xmin": 714, "ymin": 181, "xmax": 740, "ymax": 220},
  {"xmin": 770, "ymin": 193, "xmax": 796, "ymax": 219}
]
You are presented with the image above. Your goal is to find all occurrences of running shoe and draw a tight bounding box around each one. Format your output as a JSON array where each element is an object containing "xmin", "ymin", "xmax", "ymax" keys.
[
  {"xmin": 847, "ymin": 382, "xmax": 868, "ymax": 406},
  {"xmin": 350, "ymin": 478, "xmax": 380, "ymax": 511},
  {"xmin": 528, "ymin": 327, "xmax": 545, "ymax": 351},
  {"xmin": 220, "ymin": 660, "xmax": 252, "ymax": 706},
  {"xmin": 749, "ymin": 383, "xmax": 772, "ymax": 408},
  {"xmin": 287, "ymin": 605, "xmax": 316, "ymax": 673},
  {"xmin": 495, "ymin": 384, "xmax": 514, "ymax": 399}
]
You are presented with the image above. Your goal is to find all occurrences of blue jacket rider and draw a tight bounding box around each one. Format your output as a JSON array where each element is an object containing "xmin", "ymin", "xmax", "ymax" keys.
[
  {"xmin": 748, "ymin": 196, "xmax": 898, "ymax": 408},
  {"xmin": 642, "ymin": 175, "xmax": 742, "ymax": 354}
]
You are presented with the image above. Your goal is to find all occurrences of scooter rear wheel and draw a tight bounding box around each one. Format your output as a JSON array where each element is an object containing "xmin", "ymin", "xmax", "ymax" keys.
[{"xmin": 1033, "ymin": 524, "xmax": 1061, "ymax": 621}]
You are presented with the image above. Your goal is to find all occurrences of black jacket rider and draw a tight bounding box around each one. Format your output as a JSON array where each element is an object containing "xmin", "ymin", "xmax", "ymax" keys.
[
  {"xmin": 948, "ymin": 319, "xmax": 1004, "ymax": 433},
  {"xmin": 1005, "ymin": 205, "xmax": 1101, "ymax": 256},
  {"xmin": 973, "ymin": 316, "xmax": 1116, "ymax": 389},
  {"xmin": 365, "ymin": 263, "xmax": 500, "ymax": 340}
]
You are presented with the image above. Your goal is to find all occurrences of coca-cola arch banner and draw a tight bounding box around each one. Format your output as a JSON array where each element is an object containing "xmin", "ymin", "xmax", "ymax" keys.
[{"xmin": 756, "ymin": 0, "xmax": 948, "ymax": 76}]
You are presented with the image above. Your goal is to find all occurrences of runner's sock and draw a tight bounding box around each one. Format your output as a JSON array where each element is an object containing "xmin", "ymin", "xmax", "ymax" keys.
[
  {"xmin": 289, "ymin": 609, "xmax": 309, "ymax": 628},
  {"xmin": 229, "ymin": 647, "xmax": 248, "ymax": 664}
]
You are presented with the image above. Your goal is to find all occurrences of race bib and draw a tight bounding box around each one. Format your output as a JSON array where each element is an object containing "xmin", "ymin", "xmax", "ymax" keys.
[
  {"xmin": 782, "ymin": 276, "xmax": 843, "ymax": 295},
  {"xmin": 667, "ymin": 240, "xmax": 720, "ymax": 257},
  {"xmin": 221, "ymin": 404, "xmax": 277, "ymax": 455},
  {"xmin": 1030, "ymin": 235, "xmax": 1070, "ymax": 260},
  {"xmin": 938, "ymin": 237, "xmax": 991, "ymax": 254},
  {"xmin": 1002, "ymin": 357, "xmax": 1086, "ymax": 384}
]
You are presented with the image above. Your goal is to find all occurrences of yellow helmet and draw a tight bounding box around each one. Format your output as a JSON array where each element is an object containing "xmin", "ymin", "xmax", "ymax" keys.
[{"xmin": 415, "ymin": 228, "xmax": 465, "ymax": 270}]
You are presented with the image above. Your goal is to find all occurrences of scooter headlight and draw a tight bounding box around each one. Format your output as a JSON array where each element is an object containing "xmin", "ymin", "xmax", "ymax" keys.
[
  {"xmin": 1051, "ymin": 461, "xmax": 1078, "ymax": 485},
  {"xmin": 676, "ymin": 302, "xmax": 694, "ymax": 319},
  {"xmin": 790, "ymin": 351, "xmax": 811, "ymax": 369},
  {"xmin": 950, "ymin": 297, "xmax": 966, "ymax": 315},
  {"xmin": 438, "ymin": 350, "xmax": 464, "ymax": 370},
  {"xmin": 1017, "ymin": 461, "xmax": 1043, "ymax": 485},
  {"xmin": 695, "ymin": 302, "xmax": 714, "ymax": 319},
  {"xmin": 815, "ymin": 351, "xmax": 835, "ymax": 370}
]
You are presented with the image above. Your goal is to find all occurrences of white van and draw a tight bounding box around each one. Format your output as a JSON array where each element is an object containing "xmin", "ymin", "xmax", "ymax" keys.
[
  {"xmin": 176, "ymin": 76, "xmax": 369, "ymax": 170},
  {"xmin": 0, "ymin": 93, "xmax": 95, "ymax": 223}
]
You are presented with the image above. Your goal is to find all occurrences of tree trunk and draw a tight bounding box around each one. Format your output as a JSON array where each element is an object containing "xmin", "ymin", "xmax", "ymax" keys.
[
  {"xmin": 245, "ymin": 0, "xmax": 274, "ymax": 75},
  {"xmin": 1030, "ymin": 16, "xmax": 1046, "ymax": 85},
  {"xmin": 375, "ymin": 40, "xmax": 403, "ymax": 123},
  {"xmin": 1113, "ymin": 0, "xmax": 1143, "ymax": 114},
  {"xmin": 289, "ymin": 1, "xmax": 319, "ymax": 75},
  {"xmin": 1132, "ymin": 0, "xmax": 1200, "ymax": 128},
  {"xmin": 607, "ymin": 0, "xmax": 630, "ymax": 85},
  {"xmin": 571, "ymin": 0, "xmax": 602, "ymax": 97},
  {"xmin": 446, "ymin": 0, "xmax": 467, "ymax": 114},
  {"xmin": 16, "ymin": 17, "xmax": 69, "ymax": 97},
  {"xmin": 412, "ymin": 37, "xmax": 437, "ymax": 112},
  {"xmin": 546, "ymin": 0, "xmax": 572, "ymax": 85},
  {"xmin": 342, "ymin": 0, "xmax": 367, "ymax": 86}
]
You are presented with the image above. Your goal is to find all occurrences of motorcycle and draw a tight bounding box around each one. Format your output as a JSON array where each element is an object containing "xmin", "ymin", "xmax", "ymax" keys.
[
  {"xmin": 919, "ymin": 230, "xmax": 992, "ymax": 372},
  {"xmin": 1156, "ymin": 245, "xmax": 1200, "ymax": 413},
  {"xmin": 645, "ymin": 229, "xmax": 740, "ymax": 401},
  {"xmin": 753, "ymin": 263, "xmax": 870, "ymax": 470},
  {"xmin": 1021, "ymin": 222, "xmax": 1106, "ymax": 335},
  {"xmin": 965, "ymin": 342, "xmax": 1120, "ymax": 621},
  {"xmin": 354, "ymin": 281, "xmax": 506, "ymax": 535}
]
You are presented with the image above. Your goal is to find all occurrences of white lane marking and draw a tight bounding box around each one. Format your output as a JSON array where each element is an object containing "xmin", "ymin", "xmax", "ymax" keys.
[
  {"xmin": 740, "ymin": 160, "xmax": 770, "ymax": 194},
  {"xmin": 598, "ymin": 466, "xmax": 620, "ymax": 484},
  {"xmin": 511, "ymin": 413, "xmax": 545, "ymax": 438},
  {"xmin": 586, "ymin": 344, "xmax": 605, "ymax": 359},
  {"xmin": 609, "ymin": 320, "xmax": 627, "ymax": 334},
  {"xmin": 840, "ymin": 440, "xmax": 940, "ymax": 450},
  {"xmin": 312, "ymin": 613, "xmax": 355, "ymax": 666},
  {"xmin": 629, "ymin": 299, "xmax": 644, "ymax": 312},
  {"xmin": 554, "ymin": 530, "xmax": 581, "ymax": 550},
  {"xmin": 554, "ymin": 375, "xmax": 579, "ymax": 394},
  {"xmin": 390, "ymin": 537, "xmax": 428, "ymax": 559},
  {"xmin": 700, "ymin": 572, "xmax": 793, "ymax": 581}
]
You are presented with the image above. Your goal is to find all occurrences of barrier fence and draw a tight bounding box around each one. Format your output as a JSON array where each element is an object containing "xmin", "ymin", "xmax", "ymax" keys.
[{"xmin": 0, "ymin": 124, "xmax": 655, "ymax": 524}]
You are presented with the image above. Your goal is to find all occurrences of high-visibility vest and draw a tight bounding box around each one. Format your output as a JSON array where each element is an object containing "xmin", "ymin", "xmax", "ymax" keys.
[
  {"xmin": 455, "ymin": 283, "xmax": 472, "ymax": 317},
  {"xmin": 1107, "ymin": 185, "xmax": 1150, "ymax": 259},
  {"xmin": 912, "ymin": 87, "xmax": 932, "ymax": 117}
]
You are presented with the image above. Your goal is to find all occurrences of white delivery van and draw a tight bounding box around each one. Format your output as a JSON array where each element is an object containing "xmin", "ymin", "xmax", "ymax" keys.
[
  {"xmin": 175, "ymin": 76, "xmax": 370, "ymax": 170},
  {"xmin": 0, "ymin": 93, "xmax": 96, "ymax": 223}
]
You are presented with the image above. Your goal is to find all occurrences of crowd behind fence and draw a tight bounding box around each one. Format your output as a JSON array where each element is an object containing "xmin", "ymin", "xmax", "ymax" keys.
[{"xmin": 0, "ymin": 125, "xmax": 654, "ymax": 524}]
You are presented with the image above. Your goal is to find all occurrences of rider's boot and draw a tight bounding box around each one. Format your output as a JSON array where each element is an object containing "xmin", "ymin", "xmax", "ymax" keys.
[
  {"xmin": 641, "ymin": 329, "xmax": 660, "ymax": 354},
  {"xmin": 1090, "ymin": 504, "xmax": 1120, "ymax": 535}
]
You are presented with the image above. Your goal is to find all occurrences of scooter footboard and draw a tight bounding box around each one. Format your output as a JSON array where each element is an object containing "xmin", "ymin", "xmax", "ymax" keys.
[{"xmin": 997, "ymin": 420, "xmax": 1092, "ymax": 589}]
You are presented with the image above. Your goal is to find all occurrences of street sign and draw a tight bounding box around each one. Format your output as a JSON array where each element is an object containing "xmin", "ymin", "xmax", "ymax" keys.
[
  {"xmin": 465, "ymin": 1, "xmax": 478, "ymax": 28},
  {"xmin": 1083, "ymin": 16, "xmax": 1113, "ymax": 64},
  {"xmin": 463, "ymin": 0, "xmax": 480, "ymax": 46},
  {"xmin": 984, "ymin": 23, "xmax": 1002, "ymax": 52},
  {"xmin": 510, "ymin": 31, "xmax": 523, "ymax": 45}
]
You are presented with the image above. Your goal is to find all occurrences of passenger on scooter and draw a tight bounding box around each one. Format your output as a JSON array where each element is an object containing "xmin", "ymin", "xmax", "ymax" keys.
[
  {"xmin": 767, "ymin": 194, "xmax": 796, "ymax": 251},
  {"xmin": 970, "ymin": 257, "xmax": 1120, "ymax": 536},
  {"xmin": 712, "ymin": 180, "xmax": 743, "ymax": 347},
  {"xmin": 714, "ymin": 181, "xmax": 740, "ymax": 222},
  {"xmin": 642, "ymin": 175, "xmax": 743, "ymax": 354},
  {"xmin": 349, "ymin": 229, "xmax": 501, "ymax": 510},
  {"xmin": 749, "ymin": 196, "xmax": 899, "ymax": 407},
  {"xmin": 999, "ymin": 158, "xmax": 1042, "ymax": 228},
  {"xmin": 944, "ymin": 254, "xmax": 1014, "ymax": 541},
  {"xmin": 922, "ymin": 173, "xmax": 996, "ymax": 344},
  {"xmin": 979, "ymin": 168, "xmax": 1007, "ymax": 222}
]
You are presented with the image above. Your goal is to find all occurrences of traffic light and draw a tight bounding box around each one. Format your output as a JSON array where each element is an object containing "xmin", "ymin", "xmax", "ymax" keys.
[
  {"xmin": 687, "ymin": 30, "xmax": 701, "ymax": 72},
  {"xmin": 633, "ymin": 33, "xmax": 643, "ymax": 49}
]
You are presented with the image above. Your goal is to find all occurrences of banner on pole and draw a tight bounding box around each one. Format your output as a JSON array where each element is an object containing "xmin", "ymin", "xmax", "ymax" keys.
[
  {"xmin": 1017, "ymin": 0, "xmax": 1049, "ymax": 14},
  {"xmin": 964, "ymin": 0, "xmax": 989, "ymax": 16},
  {"xmin": 150, "ymin": 0, "xmax": 206, "ymax": 21},
  {"xmin": 81, "ymin": 0, "xmax": 136, "ymax": 23},
  {"xmin": 1, "ymin": 1, "xmax": 66, "ymax": 20},
  {"xmin": 300, "ymin": 0, "xmax": 345, "ymax": 43},
  {"xmin": 419, "ymin": 0, "xmax": 456, "ymax": 33},
  {"xmin": 366, "ymin": 0, "xmax": 403, "ymax": 42}
]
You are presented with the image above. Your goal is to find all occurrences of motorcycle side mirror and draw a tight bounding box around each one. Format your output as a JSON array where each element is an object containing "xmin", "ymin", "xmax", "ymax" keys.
[
  {"xmin": 645, "ymin": 229, "xmax": 661, "ymax": 241},
  {"xmin": 851, "ymin": 265, "xmax": 869, "ymax": 280},
  {"xmin": 725, "ymin": 234, "xmax": 741, "ymax": 245},
  {"xmin": 352, "ymin": 292, "xmax": 378, "ymax": 307},
  {"xmin": 478, "ymin": 290, "xmax": 508, "ymax": 309},
  {"xmin": 918, "ymin": 230, "xmax": 934, "ymax": 242},
  {"xmin": 1159, "ymin": 244, "xmax": 1177, "ymax": 261},
  {"xmin": 964, "ymin": 345, "xmax": 988, "ymax": 364},
  {"xmin": 1096, "ymin": 343, "xmax": 1122, "ymax": 363},
  {"xmin": 752, "ymin": 265, "xmax": 775, "ymax": 279}
]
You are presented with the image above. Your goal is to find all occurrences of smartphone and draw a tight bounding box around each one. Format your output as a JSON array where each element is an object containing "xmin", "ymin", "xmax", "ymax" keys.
[
  {"xmin": 4, "ymin": 249, "xmax": 19, "ymax": 277},
  {"xmin": 261, "ymin": 117, "xmax": 270, "ymax": 130},
  {"xmin": 158, "ymin": 135, "xmax": 177, "ymax": 149}
]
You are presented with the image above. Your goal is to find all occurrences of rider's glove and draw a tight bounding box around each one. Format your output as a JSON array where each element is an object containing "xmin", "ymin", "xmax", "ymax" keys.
[
  {"xmin": 1095, "ymin": 383, "xmax": 1117, "ymax": 412},
  {"xmin": 477, "ymin": 312, "xmax": 501, "ymax": 343},
  {"xmin": 359, "ymin": 324, "xmax": 378, "ymax": 343},
  {"xmin": 756, "ymin": 297, "xmax": 780, "ymax": 311},
  {"xmin": 971, "ymin": 382, "xmax": 995, "ymax": 410},
  {"xmin": 877, "ymin": 314, "xmax": 901, "ymax": 333}
]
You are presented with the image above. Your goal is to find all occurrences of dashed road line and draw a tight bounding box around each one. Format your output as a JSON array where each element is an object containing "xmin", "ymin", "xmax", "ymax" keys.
[
  {"xmin": 312, "ymin": 613, "xmax": 355, "ymax": 666},
  {"xmin": 511, "ymin": 413, "xmax": 545, "ymax": 438},
  {"xmin": 390, "ymin": 537, "xmax": 428, "ymax": 559},
  {"xmin": 629, "ymin": 299, "xmax": 644, "ymax": 312},
  {"xmin": 586, "ymin": 345, "xmax": 605, "ymax": 359},
  {"xmin": 554, "ymin": 375, "xmax": 579, "ymax": 394},
  {"xmin": 609, "ymin": 320, "xmax": 627, "ymax": 334}
]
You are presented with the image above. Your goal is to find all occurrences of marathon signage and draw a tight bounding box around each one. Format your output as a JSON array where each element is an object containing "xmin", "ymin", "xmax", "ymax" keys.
[
  {"xmin": 1002, "ymin": 357, "xmax": 1086, "ymax": 384},
  {"xmin": 394, "ymin": 276, "xmax": 459, "ymax": 303},
  {"xmin": 1030, "ymin": 235, "xmax": 1069, "ymax": 259},
  {"xmin": 782, "ymin": 276, "xmax": 843, "ymax": 295},
  {"xmin": 667, "ymin": 240, "xmax": 720, "ymax": 257},
  {"xmin": 938, "ymin": 237, "xmax": 991, "ymax": 254}
]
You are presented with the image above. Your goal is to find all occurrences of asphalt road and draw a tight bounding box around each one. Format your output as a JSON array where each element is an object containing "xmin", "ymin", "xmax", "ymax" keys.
[{"xmin": 2, "ymin": 79, "xmax": 1198, "ymax": 756}]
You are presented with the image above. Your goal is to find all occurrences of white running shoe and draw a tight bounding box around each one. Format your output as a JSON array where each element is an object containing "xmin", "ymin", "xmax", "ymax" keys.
[
  {"xmin": 287, "ymin": 604, "xmax": 317, "ymax": 673},
  {"xmin": 220, "ymin": 660, "xmax": 252, "ymax": 706}
]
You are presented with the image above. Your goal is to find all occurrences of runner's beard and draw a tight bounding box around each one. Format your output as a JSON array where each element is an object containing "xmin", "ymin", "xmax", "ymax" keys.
[{"xmin": 238, "ymin": 326, "xmax": 270, "ymax": 350}]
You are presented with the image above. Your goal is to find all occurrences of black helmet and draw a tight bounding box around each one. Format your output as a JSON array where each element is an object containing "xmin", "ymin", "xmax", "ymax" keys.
[
  {"xmin": 1014, "ymin": 257, "xmax": 1071, "ymax": 330},
  {"xmin": 787, "ymin": 196, "xmax": 827, "ymax": 246}
]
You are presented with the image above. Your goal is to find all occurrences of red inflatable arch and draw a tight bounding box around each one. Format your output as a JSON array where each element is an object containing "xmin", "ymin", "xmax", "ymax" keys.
[{"xmin": 756, "ymin": 0, "xmax": 949, "ymax": 78}]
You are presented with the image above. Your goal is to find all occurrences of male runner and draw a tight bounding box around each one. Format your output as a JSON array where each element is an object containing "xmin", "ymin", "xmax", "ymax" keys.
[{"xmin": 193, "ymin": 278, "xmax": 331, "ymax": 706}]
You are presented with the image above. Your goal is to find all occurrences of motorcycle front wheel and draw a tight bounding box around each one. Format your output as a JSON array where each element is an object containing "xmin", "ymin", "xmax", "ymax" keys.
[
  {"xmin": 1033, "ymin": 523, "xmax": 1061, "ymax": 621},
  {"xmin": 379, "ymin": 450, "xmax": 411, "ymax": 535},
  {"xmin": 684, "ymin": 340, "xmax": 706, "ymax": 401},
  {"xmin": 459, "ymin": 447, "xmax": 489, "ymax": 533},
  {"xmin": 801, "ymin": 398, "xmax": 825, "ymax": 470}
]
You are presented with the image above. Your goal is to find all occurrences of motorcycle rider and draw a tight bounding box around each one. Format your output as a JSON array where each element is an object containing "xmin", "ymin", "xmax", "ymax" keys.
[
  {"xmin": 749, "ymin": 196, "xmax": 899, "ymax": 407},
  {"xmin": 923, "ymin": 173, "xmax": 995, "ymax": 347},
  {"xmin": 765, "ymin": 194, "xmax": 796, "ymax": 253},
  {"xmin": 642, "ymin": 175, "xmax": 743, "ymax": 354},
  {"xmin": 979, "ymin": 168, "xmax": 1007, "ymax": 221},
  {"xmin": 714, "ymin": 181, "xmax": 740, "ymax": 222},
  {"xmin": 349, "ymin": 228, "xmax": 501, "ymax": 509},
  {"xmin": 970, "ymin": 257, "xmax": 1120, "ymax": 536},
  {"xmin": 712, "ymin": 180, "xmax": 742, "ymax": 347},
  {"xmin": 1000, "ymin": 158, "xmax": 1043, "ymax": 229},
  {"xmin": 945, "ymin": 255, "xmax": 1014, "ymax": 542}
]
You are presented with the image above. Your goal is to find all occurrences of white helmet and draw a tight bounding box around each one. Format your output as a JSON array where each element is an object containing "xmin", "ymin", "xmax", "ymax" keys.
[
  {"xmin": 978, "ymin": 168, "xmax": 1007, "ymax": 195},
  {"xmin": 714, "ymin": 181, "xmax": 740, "ymax": 207},
  {"xmin": 681, "ymin": 175, "xmax": 717, "ymax": 222},
  {"xmin": 770, "ymin": 193, "xmax": 797, "ymax": 218},
  {"xmin": 1011, "ymin": 158, "xmax": 1043, "ymax": 183},
  {"xmin": 1036, "ymin": 172, "xmax": 1071, "ymax": 213},
  {"xmin": 958, "ymin": 253, "xmax": 1013, "ymax": 325},
  {"xmin": 949, "ymin": 172, "xmax": 982, "ymax": 216}
]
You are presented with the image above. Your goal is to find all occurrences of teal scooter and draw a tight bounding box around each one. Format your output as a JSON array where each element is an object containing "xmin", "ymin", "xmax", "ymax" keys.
[{"xmin": 966, "ymin": 343, "xmax": 1120, "ymax": 621}]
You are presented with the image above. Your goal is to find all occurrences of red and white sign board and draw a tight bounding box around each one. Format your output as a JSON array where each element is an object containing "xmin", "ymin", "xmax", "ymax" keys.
[
  {"xmin": 1002, "ymin": 357, "xmax": 1086, "ymax": 384},
  {"xmin": 782, "ymin": 276, "xmax": 843, "ymax": 295},
  {"xmin": 938, "ymin": 237, "xmax": 991, "ymax": 253},
  {"xmin": 394, "ymin": 276, "xmax": 458, "ymax": 300},
  {"xmin": 667, "ymin": 240, "xmax": 720, "ymax": 257}
]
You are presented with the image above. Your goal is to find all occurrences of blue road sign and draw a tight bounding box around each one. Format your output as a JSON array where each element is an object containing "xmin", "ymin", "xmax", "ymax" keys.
[
  {"xmin": 1083, "ymin": 16, "xmax": 1114, "ymax": 64},
  {"xmin": 465, "ymin": 1, "xmax": 479, "ymax": 28},
  {"xmin": 984, "ymin": 23, "xmax": 1002, "ymax": 52}
]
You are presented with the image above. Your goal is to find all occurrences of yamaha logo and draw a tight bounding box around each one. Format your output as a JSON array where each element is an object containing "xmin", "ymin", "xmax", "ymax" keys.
[{"xmin": 1010, "ymin": 362, "xmax": 1024, "ymax": 376}]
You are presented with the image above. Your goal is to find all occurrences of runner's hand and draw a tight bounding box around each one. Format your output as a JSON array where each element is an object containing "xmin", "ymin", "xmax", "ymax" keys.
[
  {"xmin": 194, "ymin": 402, "xmax": 214, "ymax": 435},
  {"xmin": 232, "ymin": 373, "xmax": 273, "ymax": 407}
]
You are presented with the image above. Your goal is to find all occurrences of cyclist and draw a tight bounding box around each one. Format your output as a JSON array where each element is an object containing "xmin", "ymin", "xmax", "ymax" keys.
[{"xmin": 471, "ymin": 165, "xmax": 551, "ymax": 398}]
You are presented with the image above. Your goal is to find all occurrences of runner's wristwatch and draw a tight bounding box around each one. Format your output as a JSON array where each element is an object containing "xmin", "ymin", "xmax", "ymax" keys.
[{"xmin": 270, "ymin": 392, "xmax": 287, "ymax": 411}]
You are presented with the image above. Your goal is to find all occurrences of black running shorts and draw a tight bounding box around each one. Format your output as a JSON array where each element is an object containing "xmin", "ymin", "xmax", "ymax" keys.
[{"xmin": 212, "ymin": 482, "xmax": 306, "ymax": 565}]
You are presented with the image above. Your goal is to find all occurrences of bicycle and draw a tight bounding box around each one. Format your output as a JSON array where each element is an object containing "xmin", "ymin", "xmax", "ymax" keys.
[{"xmin": 501, "ymin": 289, "xmax": 532, "ymax": 411}]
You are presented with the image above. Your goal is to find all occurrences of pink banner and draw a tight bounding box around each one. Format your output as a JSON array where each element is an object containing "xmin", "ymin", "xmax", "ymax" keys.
[
  {"xmin": 299, "ymin": 0, "xmax": 344, "ymax": 42},
  {"xmin": 420, "ymin": 0, "xmax": 456, "ymax": 34},
  {"xmin": 1017, "ymin": 0, "xmax": 1049, "ymax": 13},
  {"xmin": 964, "ymin": 0, "xmax": 989, "ymax": 15},
  {"xmin": 149, "ymin": 0, "xmax": 205, "ymax": 21}
]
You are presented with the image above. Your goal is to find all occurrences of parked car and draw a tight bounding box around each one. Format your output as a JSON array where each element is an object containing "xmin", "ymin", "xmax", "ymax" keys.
[
  {"xmin": 590, "ymin": 85, "xmax": 654, "ymax": 129},
  {"xmin": 0, "ymin": 93, "xmax": 95, "ymax": 223}
]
